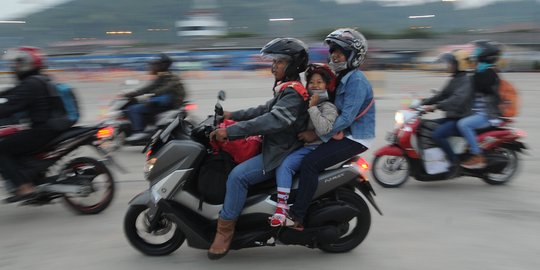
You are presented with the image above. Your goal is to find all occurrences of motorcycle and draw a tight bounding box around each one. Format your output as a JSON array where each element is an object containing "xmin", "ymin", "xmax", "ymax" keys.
[
  {"xmin": 99, "ymin": 94, "xmax": 197, "ymax": 150},
  {"xmin": 0, "ymin": 123, "xmax": 119, "ymax": 214},
  {"xmin": 123, "ymin": 91, "xmax": 382, "ymax": 257},
  {"xmin": 372, "ymin": 102, "xmax": 527, "ymax": 188}
]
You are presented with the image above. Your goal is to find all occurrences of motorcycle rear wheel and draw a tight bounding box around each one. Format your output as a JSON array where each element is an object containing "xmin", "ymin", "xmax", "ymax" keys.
[
  {"xmin": 482, "ymin": 148, "xmax": 519, "ymax": 185},
  {"xmin": 62, "ymin": 157, "xmax": 115, "ymax": 214},
  {"xmin": 372, "ymin": 155, "xmax": 410, "ymax": 188},
  {"xmin": 318, "ymin": 189, "xmax": 371, "ymax": 253},
  {"xmin": 124, "ymin": 205, "xmax": 186, "ymax": 256}
]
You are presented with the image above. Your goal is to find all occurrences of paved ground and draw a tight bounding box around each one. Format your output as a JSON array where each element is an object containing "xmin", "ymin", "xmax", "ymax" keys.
[{"xmin": 0, "ymin": 71, "xmax": 539, "ymax": 270}]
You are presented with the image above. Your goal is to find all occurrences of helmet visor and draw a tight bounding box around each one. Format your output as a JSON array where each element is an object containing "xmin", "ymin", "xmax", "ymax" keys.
[{"xmin": 261, "ymin": 53, "xmax": 292, "ymax": 62}]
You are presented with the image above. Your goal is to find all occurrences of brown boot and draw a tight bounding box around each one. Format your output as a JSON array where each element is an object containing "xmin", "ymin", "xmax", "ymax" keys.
[
  {"xmin": 208, "ymin": 218, "xmax": 236, "ymax": 260},
  {"xmin": 461, "ymin": 155, "xmax": 487, "ymax": 169}
]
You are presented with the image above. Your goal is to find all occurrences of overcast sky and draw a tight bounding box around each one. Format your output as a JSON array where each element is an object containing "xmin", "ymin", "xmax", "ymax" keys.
[{"xmin": 0, "ymin": 0, "xmax": 537, "ymax": 20}]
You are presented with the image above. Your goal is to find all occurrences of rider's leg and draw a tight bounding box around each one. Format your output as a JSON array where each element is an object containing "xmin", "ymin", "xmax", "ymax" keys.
[
  {"xmin": 209, "ymin": 154, "xmax": 275, "ymax": 259},
  {"xmin": 289, "ymin": 138, "xmax": 367, "ymax": 227},
  {"xmin": 272, "ymin": 146, "xmax": 314, "ymax": 226},
  {"xmin": 457, "ymin": 114, "xmax": 490, "ymax": 168},
  {"xmin": 126, "ymin": 103, "xmax": 149, "ymax": 132},
  {"xmin": 432, "ymin": 119, "xmax": 460, "ymax": 163},
  {"xmin": 0, "ymin": 129, "xmax": 57, "ymax": 201}
]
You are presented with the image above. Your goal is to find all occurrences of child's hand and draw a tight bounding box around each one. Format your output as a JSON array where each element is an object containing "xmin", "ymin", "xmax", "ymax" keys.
[
  {"xmin": 332, "ymin": 131, "xmax": 344, "ymax": 140},
  {"xmin": 309, "ymin": 94, "xmax": 320, "ymax": 107}
]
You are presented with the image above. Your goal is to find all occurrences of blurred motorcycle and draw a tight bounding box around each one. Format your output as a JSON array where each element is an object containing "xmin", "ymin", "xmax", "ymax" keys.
[
  {"xmin": 99, "ymin": 94, "xmax": 197, "ymax": 151},
  {"xmin": 123, "ymin": 91, "xmax": 382, "ymax": 257},
  {"xmin": 372, "ymin": 99, "xmax": 527, "ymax": 188},
  {"xmin": 0, "ymin": 123, "xmax": 119, "ymax": 214}
]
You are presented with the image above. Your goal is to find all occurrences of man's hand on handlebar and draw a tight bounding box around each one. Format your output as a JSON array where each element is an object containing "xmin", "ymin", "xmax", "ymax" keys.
[
  {"xmin": 210, "ymin": 128, "xmax": 228, "ymax": 142},
  {"xmin": 223, "ymin": 111, "xmax": 232, "ymax": 120},
  {"xmin": 422, "ymin": 105, "xmax": 437, "ymax": 112}
]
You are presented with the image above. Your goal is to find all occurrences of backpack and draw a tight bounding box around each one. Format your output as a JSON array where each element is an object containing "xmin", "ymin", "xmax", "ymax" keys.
[
  {"xmin": 497, "ymin": 78, "xmax": 519, "ymax": 117},
  {"xmin": 35, "ymin": 76, "xmax": 80, "ymax": 130},
  {"xmin": 197, "ymin": 151, "xmax": 236, "ymax": 205}
]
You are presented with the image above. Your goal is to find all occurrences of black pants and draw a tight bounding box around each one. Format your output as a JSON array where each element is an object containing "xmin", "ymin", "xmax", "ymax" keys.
[
  {"xmin": 0, "ymin": 128, "xmax": 59, "ymax": 187},
  {"xmin": 289, "ymin": 138, "xmax": 368, "ymax": 222}
]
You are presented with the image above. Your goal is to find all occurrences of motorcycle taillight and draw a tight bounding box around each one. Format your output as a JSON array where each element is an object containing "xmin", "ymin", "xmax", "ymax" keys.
[
  {"xmin": 356, "ymin": 157, "xmax": 370, "ymax": 174},
  {"xmin": 97, "ymin": 126, "xmax": 114, "ymax": 140}
]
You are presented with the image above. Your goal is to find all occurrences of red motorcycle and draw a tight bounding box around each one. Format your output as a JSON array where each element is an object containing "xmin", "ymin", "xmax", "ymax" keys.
[{"xmin": 372, "ymin": 106, "xmax": 527, "ymax": 188}]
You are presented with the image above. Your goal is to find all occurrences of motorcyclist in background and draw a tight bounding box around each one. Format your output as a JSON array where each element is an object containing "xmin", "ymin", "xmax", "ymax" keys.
[
  {"xmin": 458, "ymin": 40, "xmax": 503, "ymax": 169},
  {"xmin": 0, "ymin": 47, "xmax": 68, "ymax": 203},
  {"xmin": 422, "ymin": 49, "xmax": 474, "ymax": 175},
  {"xmin": 123, "ymin": 53, "xmax": 186, "ymax": 142}
]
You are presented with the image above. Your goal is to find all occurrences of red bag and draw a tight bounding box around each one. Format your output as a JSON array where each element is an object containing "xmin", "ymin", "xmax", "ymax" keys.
[{"xmin": 210, "ymin": 119, "xmax": 262, "ymax": 164}]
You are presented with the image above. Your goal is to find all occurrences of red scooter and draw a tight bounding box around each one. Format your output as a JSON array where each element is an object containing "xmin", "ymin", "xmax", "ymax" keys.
[{"xmin": 372, "ymin": 105, "xmax": 527, "ymax": 188}]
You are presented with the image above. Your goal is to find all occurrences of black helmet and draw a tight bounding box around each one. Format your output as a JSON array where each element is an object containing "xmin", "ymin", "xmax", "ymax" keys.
[
  {"xmin": 260, "ymin": 38, "xmax": 309, "ymax": 80},
  {"xmin": 325, "ymin": 28, "xmax": 368, "ymax": 69},
  {"xmin": 470, "ymin": 40, "xmax": 501, "ymax": 64},
  {"xmin": 149, "ymin": 53, "xmax": 173, "ymax": 72}
]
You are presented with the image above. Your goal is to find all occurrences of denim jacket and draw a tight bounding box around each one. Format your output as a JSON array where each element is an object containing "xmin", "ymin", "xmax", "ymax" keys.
[{"xmin": 319, "ymin": 69, "xmax": 375, "ymax": 142}]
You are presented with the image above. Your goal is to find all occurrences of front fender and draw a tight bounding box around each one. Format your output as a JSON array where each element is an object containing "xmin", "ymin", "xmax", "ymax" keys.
[
  {"xmin": 128, "ymin": 190, "xmax": 151, "ymax": 206},
  {"xmin": 374, "ymin": 145, "xmax": 405, "ymax": 157}
]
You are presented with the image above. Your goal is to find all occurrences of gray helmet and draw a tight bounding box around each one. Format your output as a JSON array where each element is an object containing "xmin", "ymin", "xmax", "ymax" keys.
[{"xmin": 325, "ymin": 28, "xmax": 368, "ymax": 69}]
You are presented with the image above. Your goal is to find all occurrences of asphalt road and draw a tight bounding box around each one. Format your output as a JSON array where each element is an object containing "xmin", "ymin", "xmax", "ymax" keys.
[{"xmin": 0, "ymin": 71, "xmax": 539, "ymax": 270}]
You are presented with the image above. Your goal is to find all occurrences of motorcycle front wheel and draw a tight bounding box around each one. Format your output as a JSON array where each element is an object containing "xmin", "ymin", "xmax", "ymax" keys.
[
  {"xmin": 124, "ymin": 205, "xmax": 186, "ymax": 256},
  {"xmin": 318, "ymin": 189, "xmax": 371, "ymax": 253},
  {"xmin": 62, "ymin": 157, "xmax": 115, "ymax": 214},
  {"xmin": 372, "ymin": 155, "xmax": 411, "ymax": 188}
]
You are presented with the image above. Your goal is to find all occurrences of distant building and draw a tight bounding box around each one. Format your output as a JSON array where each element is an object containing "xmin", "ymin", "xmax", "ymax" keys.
[{"xmin": 175, "ymin": 0, "xmax": 227, "ymax": 37}]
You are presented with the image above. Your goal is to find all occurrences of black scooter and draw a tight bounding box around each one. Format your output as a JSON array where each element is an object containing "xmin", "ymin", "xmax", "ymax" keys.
[{"xmin": 123, "ymin": 91, "xmax": 382, "ymax": 257}]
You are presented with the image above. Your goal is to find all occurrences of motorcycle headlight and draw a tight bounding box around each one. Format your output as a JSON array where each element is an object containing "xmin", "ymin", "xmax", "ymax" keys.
[
  {"xmin": 144, "ymin": 158, "xmax": 157, "ymax": 179},
  {"xmin": 395, "ymin": 111, "xmax": 405, "ymax": 126}
]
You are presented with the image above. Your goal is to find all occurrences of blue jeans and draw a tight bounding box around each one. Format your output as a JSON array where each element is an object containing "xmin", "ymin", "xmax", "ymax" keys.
[
  {"xmin": 289, "ymin": 138, "xmax": 367, "ymax": 222},
  {"xmin": 127, "ymin": 95, "xmax": 172, "ymax": 132},
  {"xmin": 275, "ymin": 145, "xmax": 317, "ymax": 190},
  {"xmin": 127, "ymin": 103, "xmax": 151, "ymax": 132},
  {"xmin": 457, "ymin": 114, "xmax": 490, "ymax": 155},
  {"xmin": 219, "ymin": 154, "xmax": 275, "ymax": 220},
  {"xmin": 432, "ymin": 119, "xmax": 460, "ymax": 163}
]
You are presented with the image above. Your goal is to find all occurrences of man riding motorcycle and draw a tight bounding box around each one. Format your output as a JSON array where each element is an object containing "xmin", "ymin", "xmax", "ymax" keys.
[
  {"xmin": 421, "ymin": 49, "xmax": 474, "ymax": 175},
  {"xmin": 207, "ymin": 37, "xmax": 310, "ymax": 259},
  {"xmin": 0, "ymin": 46, "xmax": 70, "ymax": 203},
  {"xmin": 123, "ymin": 53, "xmax": 186, "ymax": 142}
]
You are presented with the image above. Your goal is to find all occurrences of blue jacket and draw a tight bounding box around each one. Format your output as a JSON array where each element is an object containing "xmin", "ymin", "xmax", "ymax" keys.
[{"xmin": 319, "ymin": 69, "xmax": 375, "ymax": 142}]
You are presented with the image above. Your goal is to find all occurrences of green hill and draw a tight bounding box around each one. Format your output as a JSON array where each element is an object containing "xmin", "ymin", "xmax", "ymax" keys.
[{"xmin": 0, "ymin": 0, "xmax": 538, "ymax": 46}]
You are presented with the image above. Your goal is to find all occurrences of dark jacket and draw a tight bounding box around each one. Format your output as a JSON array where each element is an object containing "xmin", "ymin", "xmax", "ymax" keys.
[
  {"xmin": 422, "ymin": 72, "xmax": 473, "ymax": 119},
  {"xmin": 0, "ymin": 73, "xmax": 57, "ymax": 129},
  {"xmin": 125, "ymin": 71, "xmax": 186, "ymax": 108},
  {"xmin": 226, "ymin": 86, "xmax": 308, "ymax": 171},
  {"xmin": 472, "ymin": 68, "xmax": 501, "ymax": 120}
]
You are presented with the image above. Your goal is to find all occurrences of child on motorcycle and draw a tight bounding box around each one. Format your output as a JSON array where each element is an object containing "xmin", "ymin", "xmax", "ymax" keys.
[
  {"xmin": 421, "ymin": 49, "xmax": 474, "ymax": 174},
  {"xmin": 269, "ymin": 63, "xmax": 339, "ymax": 227}
]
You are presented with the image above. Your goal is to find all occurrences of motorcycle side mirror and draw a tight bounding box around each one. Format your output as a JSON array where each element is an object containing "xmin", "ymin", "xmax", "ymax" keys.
[
  {"xmin": 217, "ymin": 90, "xmax": 226, "ymax": 101},
  {"xmin": 215, "ymin": 103, "xmax": 224, "ymax": 116}
]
